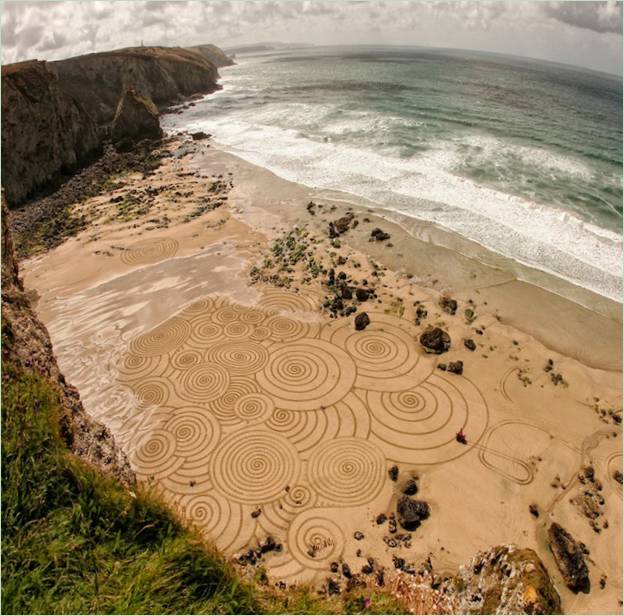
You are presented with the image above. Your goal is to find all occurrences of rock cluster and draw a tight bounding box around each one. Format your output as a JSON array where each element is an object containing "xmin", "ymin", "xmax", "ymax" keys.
[{"xmin": 453, "ymin": 545, "xmax": 562, "ymax": 614}]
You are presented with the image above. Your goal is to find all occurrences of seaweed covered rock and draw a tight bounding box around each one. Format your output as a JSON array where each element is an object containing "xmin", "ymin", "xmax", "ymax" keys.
[
  {"xmin": 453, "ymin": 545, "xmax": 562, "ymax": 614},
  {"xmin": 111, "ymin": 88, "xmax": 162, "ymax": 148}
]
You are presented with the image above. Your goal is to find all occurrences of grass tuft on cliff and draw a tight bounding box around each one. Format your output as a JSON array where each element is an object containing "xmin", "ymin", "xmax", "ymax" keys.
[{"xmin": 1, "ymin": 362, "xmax": 406, "ymax": 615}]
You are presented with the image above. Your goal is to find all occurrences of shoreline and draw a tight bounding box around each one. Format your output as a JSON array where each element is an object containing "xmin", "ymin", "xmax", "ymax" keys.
[
  {"xmin": 18, "ymin": 133, "xmax": 622, "ymax": 614},
  {"xmin": 183, "ymin": 140, "xmax": 622, "ymax": 372}
]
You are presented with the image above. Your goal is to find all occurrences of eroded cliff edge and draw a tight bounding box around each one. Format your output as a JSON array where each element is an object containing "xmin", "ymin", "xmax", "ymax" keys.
[
  {"xmin": 1, "ymin": 45, "xmax": 227, "ymax": 205},
  {"xmin": 1, "ymin": 194, "xmax": 134, "ymax": 485}
]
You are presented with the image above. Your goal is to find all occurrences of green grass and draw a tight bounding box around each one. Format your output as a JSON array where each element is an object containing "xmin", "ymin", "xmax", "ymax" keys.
[
  {"xmin": 1, "ymin": 363, "xmax": 259, "ymax": 614},
  {"xmin": 1, "ymin": 362, "xmax": 406, "ymax": 614}
]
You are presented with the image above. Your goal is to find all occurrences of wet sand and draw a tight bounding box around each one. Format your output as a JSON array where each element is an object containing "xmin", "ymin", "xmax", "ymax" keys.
[{"xmin": 21, "ymin": 136, "xmax": 622, "ymax": 614}]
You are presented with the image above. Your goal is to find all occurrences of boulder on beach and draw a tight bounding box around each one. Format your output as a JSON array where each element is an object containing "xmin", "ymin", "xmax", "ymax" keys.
[
  {"xmin": 547, "ymin": 522, "xmax": 590, "ymax": 593},
  {"xmin": 397, "ymin": 495, "xmax": 430, "ymax": 531},
  {"xmin": 111, "ymin": 88, "xmax": 162, "ymax": 147},
  {"xmin": 420, "ymin": 327, "xmax": 451, "ymax": 354},
  {"xmin": 354, "ymin": 312, "xmax": 370, "ymax": 331}
]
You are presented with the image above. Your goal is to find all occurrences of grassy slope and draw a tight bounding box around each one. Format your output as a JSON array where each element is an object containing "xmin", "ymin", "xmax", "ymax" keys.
[{"xmin": 1, "ymin": 363, "xmax": 405, "ymax": 614}]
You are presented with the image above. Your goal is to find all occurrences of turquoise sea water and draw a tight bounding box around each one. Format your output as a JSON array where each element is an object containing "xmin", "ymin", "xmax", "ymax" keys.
[{"xmin": 163, "ymin": 46, "xmax": 623, "ymax": 300}]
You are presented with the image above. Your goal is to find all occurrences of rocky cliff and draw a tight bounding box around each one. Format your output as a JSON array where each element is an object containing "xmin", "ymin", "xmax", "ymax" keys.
[
  {"xmin": 1, "ymin": 60, "xmax": 101, "ymax": 206},
  {"xmin": 1, "ymin": 45, "xmax": 225, "ymax": 206},
  {"xmin": 1, "ymin": 194, "xmax": 134, "ymax": 485}
]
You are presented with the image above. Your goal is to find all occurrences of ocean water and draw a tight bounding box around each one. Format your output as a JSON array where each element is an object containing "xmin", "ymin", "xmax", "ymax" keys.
[{"xmin": 163, "ymin": 46, "xmax": 623, "ymax": 301}]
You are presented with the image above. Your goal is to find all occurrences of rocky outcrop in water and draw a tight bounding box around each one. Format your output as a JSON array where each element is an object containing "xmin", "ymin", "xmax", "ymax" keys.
[
  {"xmin": 1, "ymin": 194, "xmax": 134, "ymax": 486},
  {"xmin": 1, "ymin": 45, "xmax": 225, "ymax": 206}
]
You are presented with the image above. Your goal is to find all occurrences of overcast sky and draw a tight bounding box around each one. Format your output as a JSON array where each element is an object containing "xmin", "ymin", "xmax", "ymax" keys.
[{"xmin": 1, "ymin": 1, "xmax": 622, "ymax": 75}]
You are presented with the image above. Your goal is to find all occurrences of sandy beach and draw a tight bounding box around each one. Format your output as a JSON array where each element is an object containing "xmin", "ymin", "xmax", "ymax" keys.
[{"xmin": 21, "ymin": 134, "xmax": 622, "ymax": 614}]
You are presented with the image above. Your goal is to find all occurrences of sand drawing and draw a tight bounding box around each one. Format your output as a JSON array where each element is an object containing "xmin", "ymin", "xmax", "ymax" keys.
[
  {"xmin": 117, "ymin": 289, "xmax": 491, "ymax": 579},
  {"xmin": 120, "ymin": 237, "xmax": 180, "ymax": 265}
]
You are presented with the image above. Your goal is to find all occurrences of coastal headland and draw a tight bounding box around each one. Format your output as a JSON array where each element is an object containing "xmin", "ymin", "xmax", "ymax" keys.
[{"xmin": 2, "ymin": 44, "xmax": 621, "ymax": 615}]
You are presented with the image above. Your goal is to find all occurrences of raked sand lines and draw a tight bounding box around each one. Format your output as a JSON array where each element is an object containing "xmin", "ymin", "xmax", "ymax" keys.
[{"xmin": 116, "ymin": 289, "xmax": 490, "ymax": 578}]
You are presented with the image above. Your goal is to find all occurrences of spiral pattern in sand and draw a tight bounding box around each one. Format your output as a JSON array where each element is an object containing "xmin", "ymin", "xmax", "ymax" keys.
[
  {"xmin": 130, "ymin": 317, "xmax": 191, "ymax": 357},
  {"xmin": 170, "ymin": 348, "xmax": 204, "ymax": 371},
  {"xmin": 256, "ymin": 339, "xmax": 356, "ymax": 410},
  {"xmin": 368, "ymin": 373, "xmax": 489, "ymax": 465},
  {"xmin": 165, "ymin": 407, "xmax": 221, "ymax": 465},
  {"xmin": 210, "ymin": 430, "xmax": 301, "ymax": 504},
  {"xmin": 258, "ymin": 289, "xmax": 319, "ymax": 314},
  {"xmin": 186, "ymin": 316, "xmax": 225, "ymax": 349},
  {"xmin": 307, "ymin": 437, "xmax": 386, "ymax": 506},
  {"xmin": 320, "ymin": 313, "xmax": 433, "ymax": 391},
  {"xmin": 263, "ymin": 314, "xmax": 313, "ymax": 341},
  {"xmin": 120, "ymin": 237, "xmax": 179, "ymax": 265},
  {"xmin": 288, "ymin": 511, "xmax": 345, "ymax": 569},
  {"xmin": 132, "ymin": 429, "xmax": 183, "ymax": 478},
  {"xmin": 206, "ymin": 377, "xmax": 261, "ymax": 425},
  {"xmin": 117, "ymin": 352, "xmax": 166, "ymax": 382},
  {"xmin": 131, "ymin": 376, "xmax": 172, "ymax": 407},
  {"xmin": 205, "ymin": 341, "xmax": 269, "ymax": 376},
  {"xmin": 175, "ymin": 362, "xmax": 230, "ymax": 404},
  {"xmin": 234, "ymin": 393, "xmax": 275, "ymax": 424}
]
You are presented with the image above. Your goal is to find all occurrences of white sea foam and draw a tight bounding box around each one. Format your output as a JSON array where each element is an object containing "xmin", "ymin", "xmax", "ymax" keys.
[{"xmin": 163, "ymin": 100, "xmax": 623, "ymax": 302}]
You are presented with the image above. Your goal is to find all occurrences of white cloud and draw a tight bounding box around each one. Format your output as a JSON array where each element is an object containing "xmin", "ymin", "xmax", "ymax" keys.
[{"xmin": 1, "ymin": 1, "xmax": 621, "ymax": 74}]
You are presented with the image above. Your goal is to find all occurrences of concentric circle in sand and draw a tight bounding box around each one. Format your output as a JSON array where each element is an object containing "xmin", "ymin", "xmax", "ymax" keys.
[
  {"xmin": 131, "ymin": 429, "xmax": 184, "ymax": 479},
  {"xmin": 120, "ymin": 237, "xmax": 179, "ymax": 265},
  {"xmin": 175, "ymin": 362, "xmax": 230, "ymax": 404},
  {"xmin": 256, "ymin": 339, "xmax": 356, "ymax": 410},
  {"xmin": 210, "ymin": 429, "xmax": 301, "ymax": 504},
  {"xmin": 130, "ymin": 316, "xmax": 191, "ymax": 357},
  {"xmin": 307, "ymin": 437, "xmax": 386, "ymax": 506},
  {"xmin": 164, "ymin": 407, "xmax": 221, "ymax": 466},
  {"xmin": 320, "ymin": 313, "xmax": 434, "ymax": 391},
  {"xmin": 367, "ymin": 373, "xmax": 488, "ymax": 465},
  {"xmin": 234, "ymin": 393, "xmax": 275, "ymax": 424},
  {"xmin": 205, "ymin": 340, "xmax": 269, "ymax": 375},
  {"xmin": 288, "ymin": 510, "xmax": 345, "ymax": 569}
]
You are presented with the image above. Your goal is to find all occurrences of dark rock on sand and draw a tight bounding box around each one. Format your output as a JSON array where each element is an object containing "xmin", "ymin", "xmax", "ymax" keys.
[
  {"xmin": 529, "ymin": 503, "xmax": 540, "ymax": 518},
  {"xmin": 370, "ymin": 227, "xmax": 391, "ymax": 241},
  {"xmin": 614, "ymin": 470, "xmax": 623, "ymax": 485},
  {"xmin": 464, "ymin": 338, "xmax": 476, "ymax": 352},
  {"xmin": 111, "ymin": 88, "xmax": 162, "ymax": 147},
  {"xmin": 397, "ymin": 495, "xmax": 430, "ymax": 531},
  {"xmin": 447, "ymin": 360, "xmax": 464, "ymax": 375},
  {"xmin": 190, "ymin": 130, "xmax": 210, "ymax": 140},
  {"xmin": 354, "ymin": 312, "xmax": 370, "ymax": 331},
  {"xmin": 355, "ymin": 288, "xmax": 369, "ymax": 302},
  {"xmin": 403, "ymin": 478, "xmax": 418, "ymax": 496},
  {"xmin": 420, "ymin": 327, "xmax": 451, "ymax": 354},
  {"xmin": 439, "ymin": 296, "xmax": 458, "ymax": 315},
  {"xmin": 388, "ymin": 465, "xmax": 399, "ymax": 481},
  {"xmin": 329, "ymin": 212, "xmax": 354, "ymax": 238},
  {"xmin": 547, "ymin": 522, "xmax": 590, "ymax": 592}
]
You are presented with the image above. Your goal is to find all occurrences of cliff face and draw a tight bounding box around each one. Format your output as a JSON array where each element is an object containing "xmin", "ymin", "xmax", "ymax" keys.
[
  {"xmin": 1, "ymin": 46, "xmax": 223, "ymax": 206},
  {"xmin": 1, "ymin": 60, "xmax": 101, "ymax": 206},
  {"xmin": 1, "ymin": 195, "xmax": 134, "ymax": 485},
  {"xmin": 51, "ymin": 46, "xmax": 221, "ymax": 127}
]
